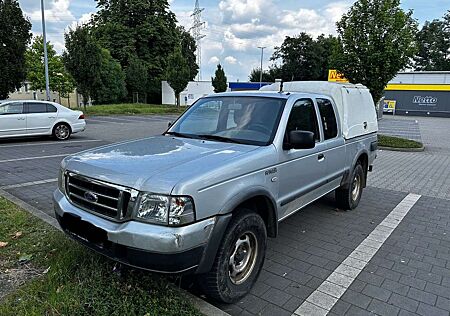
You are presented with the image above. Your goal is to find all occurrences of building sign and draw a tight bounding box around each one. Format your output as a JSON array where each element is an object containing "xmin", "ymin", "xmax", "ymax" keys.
[
  {"xmin": 383, "ymin": 100, "xmax": 397, "ymax": 113},
  {"xmin": 328, "ymin": 69, "xmax": 349, "ymax": 83},
  {"xmin": 384, "ymin": 90, "xmax": 450, "ymax": 117},
  {"xmin": 412, "ymin": 96, "xmax": 438, "ymax": 107}
]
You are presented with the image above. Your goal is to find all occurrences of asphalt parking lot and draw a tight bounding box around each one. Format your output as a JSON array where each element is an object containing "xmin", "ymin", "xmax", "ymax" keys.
[{"xmin": 1, "ymin": 115, "xmax": 450, "ymax": 316}]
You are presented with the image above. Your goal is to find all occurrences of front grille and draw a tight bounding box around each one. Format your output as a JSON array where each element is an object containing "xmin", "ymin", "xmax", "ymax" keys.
[{"xmin": 65, "ymin": 172, "xmax": 135, "ymax": 220}]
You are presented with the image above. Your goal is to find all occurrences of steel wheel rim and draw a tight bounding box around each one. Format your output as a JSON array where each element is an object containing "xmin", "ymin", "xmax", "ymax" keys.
[
  {"xmin": 56, "ymin": 125, "xmax": 69, "ymax": 140},
  {"xmin": 229, "ymin": 231, "xmax": 258, "ymax": 285},
  {"xmin": 351, "ymin": 173, "xmax": 361, "ymax": 201}
]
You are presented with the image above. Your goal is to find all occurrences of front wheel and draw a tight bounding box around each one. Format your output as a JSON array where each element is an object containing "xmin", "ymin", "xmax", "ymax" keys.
[
  {"xmin": 335, "ymin": 163, "xmax": 364, "ymax": 210},
  {"xmin": 197, "ymin": 209, "xmax": 267, "ymax": 303},
  {"xmin": 53, "ymin": 123, "xmax": 71, "ymax": 141}
]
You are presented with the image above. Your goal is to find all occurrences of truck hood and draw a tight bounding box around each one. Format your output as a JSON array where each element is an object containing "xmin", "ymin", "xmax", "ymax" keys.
[{"xmin": 63, "ymin": 136, "xmax": 258, "ymax": 192}]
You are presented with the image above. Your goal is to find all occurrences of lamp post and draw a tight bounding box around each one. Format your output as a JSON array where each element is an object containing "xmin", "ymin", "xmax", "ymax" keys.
[
  {"xmin": 258, "ymin": 46, "xmax": 266, "ymax": 88},
  {"xmin": 41, "ymin": 0, "xmax": 50, "ymax": 101}
]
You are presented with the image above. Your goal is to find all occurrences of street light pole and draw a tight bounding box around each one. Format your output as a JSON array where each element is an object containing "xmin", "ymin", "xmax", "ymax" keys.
[
  {"xmin": 41, "ymin": 0, "xmax": 50, "ymax": 101},
  {"xmin": 258, "ymin": 46, "xmax": 266, "ymax": 88}
]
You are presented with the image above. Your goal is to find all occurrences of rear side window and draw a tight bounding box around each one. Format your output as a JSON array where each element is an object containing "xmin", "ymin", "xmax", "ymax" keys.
[
  {"xmin": 47, "ymin": 104, "xmax": 57, "ymax": 112},
  {"xmin": 0, "ymin": 102, "xmax": 23, "ymax": 115},
  {"xmin": 286, "ymin": 98, "xmax": 320, "ymax": 141},
  {"xmin": 317, "ymin": 98, "xmax": 338, "ymax": 140},
  {"xmin": 26, "ymin": 102, "xmax": 47, "ymax": 114}
]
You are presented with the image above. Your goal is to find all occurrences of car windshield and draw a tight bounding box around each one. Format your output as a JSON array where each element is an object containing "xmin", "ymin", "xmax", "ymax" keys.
[{"xmin": 167, "ymin": 96, "xmax": 286, "ymax": 146}]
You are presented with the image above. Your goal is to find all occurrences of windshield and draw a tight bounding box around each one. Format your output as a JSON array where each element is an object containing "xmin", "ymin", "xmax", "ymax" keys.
[{"xmin": 167, "ymin": 96, "xmax": 286, "ymax": 146}]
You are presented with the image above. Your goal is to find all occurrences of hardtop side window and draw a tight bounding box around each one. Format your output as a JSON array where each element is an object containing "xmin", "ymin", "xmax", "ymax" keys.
[
  {"xmin": 286, "ymin": 98, "xmax": 320, "ymax": 141},
  {"xmin": 25, "ymin": 102, "xmax": 48, "ymax": 114},
  {"xmin": 47, "ymin": 104, "xmax": 57, "ymax": 113},
  {"xmin": 0, "ymin": 102, "xmax": 23, "ymax": 115},
  {"xmin": 317, "ymin": 98, "xmax": 338, "ymax": 140}
]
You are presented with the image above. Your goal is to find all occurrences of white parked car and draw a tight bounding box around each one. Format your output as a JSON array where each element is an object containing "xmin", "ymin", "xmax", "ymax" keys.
[{"xmin": 0, "ymin": 100, "xmax": 86, "ymax": 140}]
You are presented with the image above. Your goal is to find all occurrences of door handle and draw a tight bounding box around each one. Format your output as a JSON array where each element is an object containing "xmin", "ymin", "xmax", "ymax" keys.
[
  {"xmin": 17, "ymin": 117, "xmax": 25, "ymax": 120},
  {"xmin": 48, "ymin": 116, "xmax": 56, "ymax": 119},
  {"xmin": 318, "ymin": 153, "xmax": 325, "ymax": 162}
]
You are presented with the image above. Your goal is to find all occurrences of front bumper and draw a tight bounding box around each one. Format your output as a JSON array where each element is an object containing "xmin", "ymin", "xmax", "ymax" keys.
[{"xmin": 53, "ymin": 189, "xmax": 216, "ymax": 273}]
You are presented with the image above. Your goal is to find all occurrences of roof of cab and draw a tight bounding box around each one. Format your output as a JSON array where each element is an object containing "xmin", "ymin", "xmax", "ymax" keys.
[{"xmin": 203, "ymin": 90, "xmax": 326, "ymax": 99}]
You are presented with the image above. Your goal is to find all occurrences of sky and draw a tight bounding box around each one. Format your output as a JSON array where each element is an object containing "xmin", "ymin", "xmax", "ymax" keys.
[{"xmin": 18, "ymin": 0, "xmax": 449, "ymax": 82}]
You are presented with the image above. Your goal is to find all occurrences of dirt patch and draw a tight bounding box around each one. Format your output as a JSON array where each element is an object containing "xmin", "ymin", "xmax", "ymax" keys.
[{"xmin": 0, "ymin": 259, "xmax": 43, "ymax": 301}]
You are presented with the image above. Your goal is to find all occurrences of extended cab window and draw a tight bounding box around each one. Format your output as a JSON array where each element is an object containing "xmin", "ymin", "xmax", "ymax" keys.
[
  {"xmin": 0, "ymin": 102, "xmax": 23, "ymax": 115},
  {"xmin": 317, "ymin": 98, "xmax": 338, "ymax": 140},
  {"xmin": 286, "ymin": 99, "xmax": 320, "ymax": 141}
]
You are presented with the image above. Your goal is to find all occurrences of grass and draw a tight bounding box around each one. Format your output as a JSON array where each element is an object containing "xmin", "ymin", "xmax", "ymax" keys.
[
  {"xmin": 0, "ymin": 197, "xmax": 200, "ymax": 316},
  {"xmin": 378, "ymin": 134, "xmax": 423, "ymax": 149},
  {"xmin": 83, "ymin": 103, "xmax": 186, "ymax": 116}
]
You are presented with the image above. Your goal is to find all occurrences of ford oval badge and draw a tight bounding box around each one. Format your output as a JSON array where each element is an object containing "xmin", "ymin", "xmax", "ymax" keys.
[{"xmin": 84, "ymin": 191, "xmax": 98, "ymax": 203}]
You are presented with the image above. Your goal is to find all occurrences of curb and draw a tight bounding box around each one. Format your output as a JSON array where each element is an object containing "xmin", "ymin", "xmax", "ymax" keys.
[
  {"xmin": 0, "ymin": 188, "xmax": 228, "ymax": 316},
  {"xmin": 379, "ymin": 146, "xmax": 425, "ymax": 152}
]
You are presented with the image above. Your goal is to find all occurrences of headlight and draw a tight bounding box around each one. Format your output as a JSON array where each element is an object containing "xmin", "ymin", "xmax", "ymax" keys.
[
  {"xmin": 136, "ymin": 194, "xmax": 170, "ymax": 224},
  {"xmin": 135, "ymin": 193, "xmax": 195, "ymax": 226}
]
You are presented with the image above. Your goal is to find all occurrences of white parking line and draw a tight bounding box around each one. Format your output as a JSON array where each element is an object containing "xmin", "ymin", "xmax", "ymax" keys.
[
  {"xmin": 0, "ymin": 154, "xmax": 69, "ymax": 163},
  {"xmin": 85, "ymin": 118, "xmax": 127, "ymax": 125},
  {"xmin": 293, "ymin": 193, "xmax": 421, "ymax": 316},
  {"xmin": 0, "ymin": 139, "xmax": 102, "ymax": 148},
  {"xmin": 1, "ymin": 178, "xmax": 58, "ymax": 190}
]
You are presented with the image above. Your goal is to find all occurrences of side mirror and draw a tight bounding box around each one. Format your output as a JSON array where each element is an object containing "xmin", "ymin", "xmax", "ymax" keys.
[
  {"xmin": 168, "ymin": 121, "xmax": 172, "ymax": 128},
  {"xmin": 285, "ymin": 131, "xmax": 315, "ymax": 150}
]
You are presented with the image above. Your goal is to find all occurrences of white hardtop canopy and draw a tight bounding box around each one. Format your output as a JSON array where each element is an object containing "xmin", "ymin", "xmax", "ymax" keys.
[{"xmin": 260, "ymin": 81, "xmax": 378, "ymax": 140}]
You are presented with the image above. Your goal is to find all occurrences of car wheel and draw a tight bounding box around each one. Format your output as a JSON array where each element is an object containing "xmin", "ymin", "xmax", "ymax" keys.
[
  {"xmin": 53, "ymin": 123, "xmax": 71, "ymax": 141},
  {"xmin": 335, "ymin": 162, "xmax": 364, "ymax": 210},
  {"xmin": 197, "ymin": 209, "xmax": 267, "ymax": 303}
]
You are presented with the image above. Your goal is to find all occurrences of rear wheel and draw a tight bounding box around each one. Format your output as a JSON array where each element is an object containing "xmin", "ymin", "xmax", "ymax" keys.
[
  {"xmin": 335, "ymin": 163, "xmax": 364, "ymax": 210},
  {"xmin": 197, "ymin": 209, "xmax": 266, "ymax": 303},
  {"xmin": 53, "ymin": 123, "xmax": 71, "ymax": 141}
]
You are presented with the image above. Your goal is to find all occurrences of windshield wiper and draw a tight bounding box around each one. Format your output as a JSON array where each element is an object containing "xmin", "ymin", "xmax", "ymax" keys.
[
  {"xmin": 164, "ymin": 131, "xmax": 195, "ymax": 139},
  {"xmin": 197, "ymin": 134, "xmax": 244, "ymax": 144}
]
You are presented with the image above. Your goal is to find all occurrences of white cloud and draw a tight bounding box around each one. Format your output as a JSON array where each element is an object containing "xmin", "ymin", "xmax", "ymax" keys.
[
  {"xmin": 209, "ymin": 56, "xmax": 220, "ymax": 64},
  {"xmin": 224, "ymin": 56, "xmax": 237, "ymax": 64},
  {"xmin": 26, "ymin": 0, "xmax": 75, "ymax": 23},
  {"xmin": 66, "ymin": 12, "xmax": 94, "ymax": 32}
]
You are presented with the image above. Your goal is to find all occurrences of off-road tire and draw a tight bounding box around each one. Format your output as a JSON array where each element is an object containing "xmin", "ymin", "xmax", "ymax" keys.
[
  {"xmin": 335, "ymin": 163, "xmax": 364, "ymax": 210},
  {"xmin": 197, "ymin": 209, "xmax": 267, "ymax": 303}
]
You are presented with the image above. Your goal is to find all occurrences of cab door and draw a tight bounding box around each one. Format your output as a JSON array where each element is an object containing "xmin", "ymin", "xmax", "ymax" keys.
[
  {"xmin": 0, "ymin": 102, "xmax": 27, "ymax": 137},
  {"xmin": 316, "ymin": 98, "xmax": 346, "ymax": 186},
  {"xmin": 277, "ymin": 98, "xmax": 327, "ymax": 220},
  {"xmin": 25, "ymin": 102, "xmax": 57, "ymax": 135}
]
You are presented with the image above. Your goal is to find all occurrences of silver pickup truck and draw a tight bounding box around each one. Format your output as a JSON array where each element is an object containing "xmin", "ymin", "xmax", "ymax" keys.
[{"xmin": 54, "ymin": 82, "xmax": 378, "ymax": 303}]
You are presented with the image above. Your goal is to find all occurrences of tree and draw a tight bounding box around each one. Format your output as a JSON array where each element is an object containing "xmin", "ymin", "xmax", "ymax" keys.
[
  {"xmin": 166, "ymin": 46, "xmax": 190, "ymax": 106},
  {"xmin": 92, "ymin": 49, "xmax": 126, "ymax": 104},
  {"xmin": 249, "ymin": 66, "xmax": 283, "ymax": 83},
  {"xmin": 335, "ymin": 0, "xmax": 417, "ymax": 103},
  {"xmin": 63, "ymin": 25, "xmax": 102, "ymax": 108},
  {"xmin": 414, "ymin": 12, "xmax": 450, "ymax": 71},
  {"xmin": 0, "ymin": 0, "xmax": 31, "ymax": 99},
  {"xmin": 212, "ymin": 64, "xmax": 227, "ymax": 93},
  {"xmin": 125, "ymin": 57, "xmax": 148, "ymax": 102},
  {"xmin": 269, "ymin": 33, "xmax": 339, "ymax": 82},
  {"xmin": 178, "ymin": 26, "xmax": 199, "ymax": 80},
  {"xmin": 92, "ymin": 0, "xmax": 188, "ymax": 102},
  {"xmin": 26, "ymin": 36, "xmax": 74, "ymax": 96},
  {"xmin": 54, "ymin": 71, "xmax": 76, "ymax": 107}
]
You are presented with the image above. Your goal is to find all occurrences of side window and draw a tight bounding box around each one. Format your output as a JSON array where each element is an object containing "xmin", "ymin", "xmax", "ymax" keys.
[
  {"xmin": 317, "ymin": 98, "xmax": 338, "ymax": 140},
  {"xmin": 286, "ymin": 98, "xmax": 320, "ymax": 141},
  {"xmin": 46, "ymin": 104, "xmax": 57, "ymax": 113},
  {"xmin": 25, "ymin": 102, "xmax": 47, "ymax": 114},
  {"xmin": 0, "ymin": 102, "xmax": 23, "ymax": 115}
]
